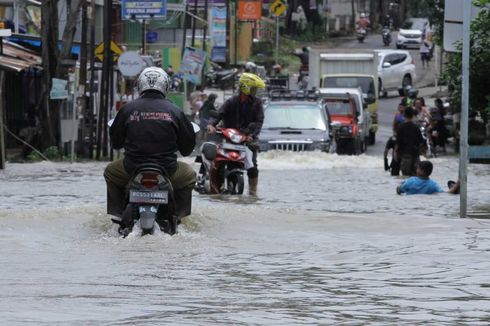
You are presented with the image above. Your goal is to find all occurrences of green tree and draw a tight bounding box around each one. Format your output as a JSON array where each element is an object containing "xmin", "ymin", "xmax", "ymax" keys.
[{"xmin": 444, "ymin": 0, "xmax": 490, "ymax": 123}]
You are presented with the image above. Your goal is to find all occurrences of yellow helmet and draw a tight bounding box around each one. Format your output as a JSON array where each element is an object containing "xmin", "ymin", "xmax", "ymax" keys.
[{"xmin": 239, "ymin": 73, "xmax": 266, "ymax": 95}]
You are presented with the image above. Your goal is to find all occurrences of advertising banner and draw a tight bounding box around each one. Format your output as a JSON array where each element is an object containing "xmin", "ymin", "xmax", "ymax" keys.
[
  {"xmin": 179, "ymin": 47, "xmax": 207, "ymax": 84},
  {"xmin": 237, "ymin": 0, "xmax": 262, "ymax": 20},
  {"xmin": 210, "ymin": 6, "xmax": 227, "ymax": 47}
]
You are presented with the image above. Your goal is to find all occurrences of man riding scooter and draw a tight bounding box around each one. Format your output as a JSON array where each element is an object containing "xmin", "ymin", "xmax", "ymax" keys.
[
  {"xmin": 207, "ymin": 73, "xmax": 266, "ymax": 196},
  {"xmin": 104, "ymin": 67, "xmax": 196, "ymax": 226}
]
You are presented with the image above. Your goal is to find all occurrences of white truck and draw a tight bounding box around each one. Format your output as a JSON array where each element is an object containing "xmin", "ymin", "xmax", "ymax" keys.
[{"xmin": 308, "ymin": 49, "xmax": 380, "ymax": 144}]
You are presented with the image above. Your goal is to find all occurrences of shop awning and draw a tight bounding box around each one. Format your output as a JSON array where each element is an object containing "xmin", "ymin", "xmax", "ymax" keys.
[{"xmin": 0, "ymin": 40, "xmax": 42, "ymax": 72}]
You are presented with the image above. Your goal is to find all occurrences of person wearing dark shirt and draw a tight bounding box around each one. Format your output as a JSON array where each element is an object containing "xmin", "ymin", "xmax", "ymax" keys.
[
  {"xmin": 207, "ymin": 73, "xmax": 266, "ymax": 196},
  {"xmin": 104, "ymin": 67, "xmax": 196, "ymax": 221},
  {"xmin": 395, "ymin": 107, "xmax": 424, "ymax": 176},
  {"xmin": 384, "ymin": 135, "xmax": 400, "ymax": 176}
]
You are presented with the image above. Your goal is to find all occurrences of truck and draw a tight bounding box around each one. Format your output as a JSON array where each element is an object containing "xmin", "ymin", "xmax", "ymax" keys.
[{"xmin": 308, "ymin": 49, "xmax": 380, "ymax": 144}]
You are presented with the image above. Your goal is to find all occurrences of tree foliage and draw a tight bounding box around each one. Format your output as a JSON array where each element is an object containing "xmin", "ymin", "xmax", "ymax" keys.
[{"xmin": 443, "ymin": 0, "xmax": 490, "ymax": 122}]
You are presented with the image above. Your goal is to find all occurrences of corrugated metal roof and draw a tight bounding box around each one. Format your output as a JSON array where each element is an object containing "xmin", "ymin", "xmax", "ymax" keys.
[{"xmin": 0, "ymin": 39, "xmax": 42, "ymax": 72}]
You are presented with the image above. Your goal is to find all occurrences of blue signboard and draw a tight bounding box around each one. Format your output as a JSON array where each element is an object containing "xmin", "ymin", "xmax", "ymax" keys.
[
  {"xmin": 146, "ymin": 31, "xmax": 158, "ymax": 43},
  {"xmin": 122, "ymin": 0, "xmax": 167, "ymax": 20}
]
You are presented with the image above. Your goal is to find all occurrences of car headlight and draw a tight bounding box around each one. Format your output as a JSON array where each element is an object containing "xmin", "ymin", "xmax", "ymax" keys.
[{"xmin": 340, "ymin": 126, "xmax": 353, "ymax": 134}]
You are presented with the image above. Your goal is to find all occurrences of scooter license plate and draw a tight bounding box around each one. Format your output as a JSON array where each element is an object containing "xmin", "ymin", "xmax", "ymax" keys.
[
  {"xmin": 221, "ymin": 143, "xmax": 246, "ymax": 151},
  {"xmin": 129, "ymin": 190, "xmax": 168, "ymax": 204}
]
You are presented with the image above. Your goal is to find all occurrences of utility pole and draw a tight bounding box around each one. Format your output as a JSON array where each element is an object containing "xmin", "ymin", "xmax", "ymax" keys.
[
  {"xmin": 142, "ymin": 19, "xmax": 147, "ymax": 54},
  {"xmin": 96, "ymin": 0, "xmax": 112, "ymax": 159},
  {"xmin": 88, "ymin": 0, "xmax": 96, "ymax": 159},
  {"xmin": 202, "ymin": 0, "xmax": 208, "ymax": 52},
  {"xmin": 191, "ymin": 0, "xmax": 198, "ymax": 47},
  {"xmin": 0, "ymin": 70, "xmax": 5, "ymax": 169},
  {"xmin": 459, "ymin": 0, "xmax": 471, "ymax": 218},
  {"xmin": 79, "ymin": 0, "xmax": 88, "ymax": 157}
]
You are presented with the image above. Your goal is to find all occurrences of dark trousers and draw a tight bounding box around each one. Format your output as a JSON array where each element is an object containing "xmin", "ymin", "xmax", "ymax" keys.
[
  {"xmin": 400, "ymin": 154, "xmax": 420, "ymax": 176},
  {"xmin": 104, "ymin": 159, "xmax": 196, "ymax": 218}
]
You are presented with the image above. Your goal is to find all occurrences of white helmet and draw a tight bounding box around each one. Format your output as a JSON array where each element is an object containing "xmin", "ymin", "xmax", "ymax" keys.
[
  {"xmin": 244, "ymin": 61, "xmax": 257, "ymax": 72},
  {"xmin": 360, "ymin": 13, "xmax": 366, "ymax": 18},
  {"xmin": 137, "ymin": 66, "xmax": 170, "ymax": 96}
]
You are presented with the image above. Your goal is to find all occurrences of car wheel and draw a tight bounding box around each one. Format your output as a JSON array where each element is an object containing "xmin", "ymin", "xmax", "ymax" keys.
[
  {"xmin": 402, "ymin": 75, "xmax": 412, "ymax": 89},
  {"xmin": 353, "ymin": 138, "xmax": 362, "ymax": 155},
  {"xmin": 379, "ymin": 80, "xmax": 388, "ymax": 98},
  {"xmin": 362, "ymin": 138, "xmax": 368, "ymax": 153},
  {"xmin": 368, "ymin": 130, "xmax": 376, "ymax": 145}
]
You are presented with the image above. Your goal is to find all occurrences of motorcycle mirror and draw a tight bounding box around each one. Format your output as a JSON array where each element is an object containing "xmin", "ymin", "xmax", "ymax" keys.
[{"xmin": 191, "ymin": 122, "xmax": 200, "ymax": 134}]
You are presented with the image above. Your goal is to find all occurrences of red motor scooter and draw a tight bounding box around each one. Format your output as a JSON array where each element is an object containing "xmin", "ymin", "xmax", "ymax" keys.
[{"xmin": 195, "ymin": 128, "xmax": 248, "ymax": 195}]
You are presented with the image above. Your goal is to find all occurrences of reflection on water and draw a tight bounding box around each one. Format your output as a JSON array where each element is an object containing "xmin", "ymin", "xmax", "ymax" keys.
[{"xmin": 0, "ymin": 155, "xmax": 490, "ymax": 324}]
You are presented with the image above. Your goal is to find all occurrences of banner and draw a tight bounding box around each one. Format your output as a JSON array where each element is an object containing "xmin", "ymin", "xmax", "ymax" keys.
[
  {"xmin": 237, "ymin": 0, "xmax": 262, "ymax": 20},
  {"xmin": 179, "ymin": 47, "xmax": 207, "ymax": 84},
  {"xmin": 210, "ymin": 6, "xmax": 227, "ymax": 47}
]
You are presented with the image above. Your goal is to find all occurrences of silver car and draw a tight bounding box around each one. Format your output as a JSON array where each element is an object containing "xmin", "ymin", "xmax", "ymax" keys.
[{"xmin": 259, "ymin": 100, "xmax": 331, "ymax": 152}]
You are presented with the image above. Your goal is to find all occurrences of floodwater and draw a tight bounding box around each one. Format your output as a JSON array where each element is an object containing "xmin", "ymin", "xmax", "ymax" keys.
[{"xmin": 1, "ymin": 153, "xmax": 490, "ymax": 324}]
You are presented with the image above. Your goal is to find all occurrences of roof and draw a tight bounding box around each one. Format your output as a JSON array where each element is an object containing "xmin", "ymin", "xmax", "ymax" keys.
[{"xmin": 0, "ymin": 40, "xmax": 42, "ymax": 72}]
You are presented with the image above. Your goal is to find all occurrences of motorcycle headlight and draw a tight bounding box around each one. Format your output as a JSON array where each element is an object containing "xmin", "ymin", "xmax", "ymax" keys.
[{"xmin": 230, "ymin": 134, "xmax": 244, "ymax": 144}]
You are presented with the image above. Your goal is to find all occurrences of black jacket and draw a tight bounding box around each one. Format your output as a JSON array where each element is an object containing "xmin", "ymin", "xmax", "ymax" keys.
[
  {"xmin": 208, "ymin": 95, "xmax": 264, "ymax": 137},
  {"xmin": 110, "ymin": 91, "xmax": 195, "ymax": 175},
  {"xmin": 396, "ymin": 121, "xmax": 423, "ymax": 156}
]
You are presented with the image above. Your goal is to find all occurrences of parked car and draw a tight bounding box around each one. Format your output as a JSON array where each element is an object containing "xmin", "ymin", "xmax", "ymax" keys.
[
  {"xmin": 396, "ymin": 17, "xmax": 430, "ymax": 49},
  {"xmin": 319, "ymin": 88, "xmax": 371, "ymax": 154},
  {"xmin": 376, "ymin": 49, "xmax": 416, "ymax": 97},
  {"xmin": 259, "ymin": 91, "xmax": 331, "ymax": 152}
]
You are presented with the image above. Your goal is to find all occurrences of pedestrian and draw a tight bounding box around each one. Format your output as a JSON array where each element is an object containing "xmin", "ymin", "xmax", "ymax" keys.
[
  {"xmin": 420, "ymin": 40, "xmax": 431, "ymax": 69},
  {"xmin": 197, "ymin": 93, "xmax": 218, "ymax": 146},
  {"xmin": 395, "ymin": 107, "xmax": 424, "ymax": 176},
  {"xmin": 384, "ymin": 135, "xmax": 400, "ymax": 176},
  {"xmin": 397, "ymin": 160, "xmax": 460, "ymax": 195},
  {"xmin": 393, "ymin": 102, "xmax": 405, "ymax": 134}
]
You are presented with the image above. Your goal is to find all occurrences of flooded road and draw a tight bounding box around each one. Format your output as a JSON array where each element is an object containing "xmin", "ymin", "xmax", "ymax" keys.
[{"xmin": 1, "ymin": 154, "xmax": 490, "ymax": 325}]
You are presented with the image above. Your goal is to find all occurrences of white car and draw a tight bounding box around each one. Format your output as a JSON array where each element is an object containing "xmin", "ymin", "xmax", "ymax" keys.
[
  {"xmin": 376, "ymin": 49, "xmax": 416, "ymax": 97},
  {"xmin": 396, "ymin": 18, "xmax": 430, "ymax": 49}
]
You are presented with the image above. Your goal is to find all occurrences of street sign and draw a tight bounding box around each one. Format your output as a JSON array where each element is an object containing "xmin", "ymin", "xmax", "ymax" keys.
[
  {"xmin": 117, "ymin": 51, "xmax": 146, "ymax": 77},
  {"xmin": 122, "ymin": 0, "xmax": 167, "ymax": 20},
  {"xmin": 50, "ymin": 78, "xmax": 68, "ymax": 100},
  {"xmin": 443, "ymin": 0, "xmax": 480, "ymax": 52},
  {"xmin": 270, "ymin": 0, "xmax": 287, "ymax": 17},
  {"xmin": 95, "ymin": 41, "xmax": 124, "ymax": 62}
]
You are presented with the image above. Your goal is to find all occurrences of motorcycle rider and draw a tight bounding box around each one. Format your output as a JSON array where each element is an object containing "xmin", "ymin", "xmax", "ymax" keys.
[
  {"xmin": 206, "ymin": 73, "xmax": 266, "ymax": 196},
  {"xmin": 104, "ymin": 67, "xmax": 196, "ymax": 225},
  {"xmin": 356, "ymin": 13, "xmax": 370, "ymax": 29}
]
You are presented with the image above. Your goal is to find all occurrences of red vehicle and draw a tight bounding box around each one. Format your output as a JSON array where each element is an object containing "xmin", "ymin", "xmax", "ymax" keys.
[
  {"xmin": 195, "ymin": 128, "xmax": 248, "ymax": 194},
  {"xmin": 324, "ymin": 94, "xmax": 366, "ymax": 155}
]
